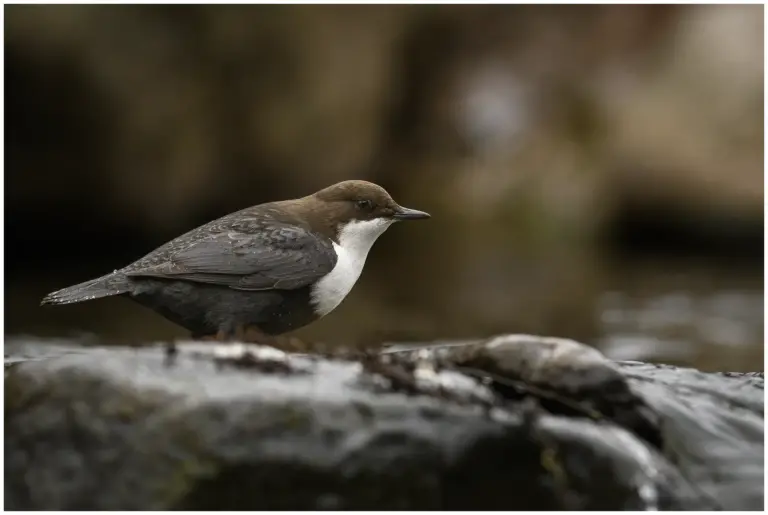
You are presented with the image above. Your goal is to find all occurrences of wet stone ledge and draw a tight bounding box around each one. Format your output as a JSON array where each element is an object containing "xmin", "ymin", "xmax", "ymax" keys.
[{"xmin": 4, "ymin": 335, "xmax": 763, "ymax": 510}]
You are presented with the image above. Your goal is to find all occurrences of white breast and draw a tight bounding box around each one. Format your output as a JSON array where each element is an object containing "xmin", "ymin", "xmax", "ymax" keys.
[{"xmin": 311, "ymin": 218, "xmax": 394, "ymax": 317}]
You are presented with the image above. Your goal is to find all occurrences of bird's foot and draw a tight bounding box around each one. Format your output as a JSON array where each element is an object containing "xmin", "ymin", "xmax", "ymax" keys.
[
  {"xmin": 197, "ymin": 327, "xmax": 350, "ymax": 356},
  {"xmin": 197, "ymin": 326, "xmax": 303, "ymax": 352},
  {"xmin": 197, "ymin": 327, "xmax": 271, "ymax": 345}
]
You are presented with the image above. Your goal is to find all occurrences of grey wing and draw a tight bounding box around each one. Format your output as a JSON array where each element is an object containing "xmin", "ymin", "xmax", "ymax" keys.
[{"xmin": 125, "ymin": 225, "xmax": 337, "ymax": 291}]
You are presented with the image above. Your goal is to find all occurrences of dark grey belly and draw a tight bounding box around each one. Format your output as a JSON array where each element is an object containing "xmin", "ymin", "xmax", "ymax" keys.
[{"xmin": 128, "ymin": 278, "xmax": 319, "ymax": 336}]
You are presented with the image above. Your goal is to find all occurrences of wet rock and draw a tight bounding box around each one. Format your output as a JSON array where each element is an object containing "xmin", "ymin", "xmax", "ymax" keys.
[
  {"xmin": 4, "ymin": 335, "xmax": 761, "ymax": 510},
  {"xmin": 618, "ymin": 361, "xmax": 765, "ymax": 510},
  {"xmin": 411, "ymin": 334, "xmax": 663, "ymax": 447}
]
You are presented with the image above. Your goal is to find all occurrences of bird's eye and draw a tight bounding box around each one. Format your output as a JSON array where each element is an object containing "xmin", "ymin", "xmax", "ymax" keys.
[{"xmin": 355, "ymin": 199, "xmax": 373, "ymax": 210}]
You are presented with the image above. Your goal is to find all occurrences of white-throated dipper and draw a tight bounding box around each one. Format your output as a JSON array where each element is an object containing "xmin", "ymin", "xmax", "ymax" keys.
[{"xmin": 41, "ymin": 180, "xmax": 430, "ymax": 341}]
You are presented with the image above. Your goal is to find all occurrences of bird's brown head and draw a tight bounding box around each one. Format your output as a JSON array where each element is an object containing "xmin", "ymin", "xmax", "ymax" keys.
[{"xmin": 299, "ymin": 180, "xmax": 430, "ymax": 243}]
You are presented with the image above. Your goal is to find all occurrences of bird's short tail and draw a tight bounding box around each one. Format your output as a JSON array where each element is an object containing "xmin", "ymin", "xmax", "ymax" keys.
[{"xmin": 40, "ymin": 274, "xmax": 130, "ymax": 306}]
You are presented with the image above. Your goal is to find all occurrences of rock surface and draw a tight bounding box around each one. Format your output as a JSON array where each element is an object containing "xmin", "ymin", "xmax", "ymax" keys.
[{"xmin": 5, "ymin": 335, "xmax": 763, "ymax": 510}]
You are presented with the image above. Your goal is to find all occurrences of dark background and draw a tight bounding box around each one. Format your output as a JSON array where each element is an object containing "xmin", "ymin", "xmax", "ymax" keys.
[{"xmin": 5, "ymin": 4, "xmax": 764, "ymax": 371}]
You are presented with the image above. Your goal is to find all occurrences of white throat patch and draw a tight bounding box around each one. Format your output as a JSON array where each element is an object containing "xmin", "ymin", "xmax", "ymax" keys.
[{"xmin": 311, "ymin": 218, "xmax": 394, "ymax": 317}]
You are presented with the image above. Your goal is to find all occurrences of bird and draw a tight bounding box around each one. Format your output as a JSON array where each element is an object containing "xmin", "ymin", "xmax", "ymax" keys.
[{"xmin": 41, "ymin": 180, "xmax": 430, "ymax": 343}]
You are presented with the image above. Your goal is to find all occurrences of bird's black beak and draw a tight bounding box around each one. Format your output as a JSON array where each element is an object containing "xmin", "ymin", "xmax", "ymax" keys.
[{"xmin": 392, "ymin": 206, "xmax": 431, "ymax": 221}]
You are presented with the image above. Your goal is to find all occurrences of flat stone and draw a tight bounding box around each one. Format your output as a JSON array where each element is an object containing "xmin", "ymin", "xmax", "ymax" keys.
[{"xmin": 4, "ymin": 335, "xmax": 761, "ymax": 510}]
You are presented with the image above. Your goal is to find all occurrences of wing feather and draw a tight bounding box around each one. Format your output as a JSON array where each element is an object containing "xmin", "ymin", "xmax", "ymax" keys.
[{"xmin": 125, "ymin": 224, "xmax": 336, "ymax": 291}]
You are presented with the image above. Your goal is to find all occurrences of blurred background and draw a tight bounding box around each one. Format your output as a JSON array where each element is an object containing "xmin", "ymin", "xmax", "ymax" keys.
[{"xmin": 5, "ymin": 4, "xmax": 764, "ymax": 371}]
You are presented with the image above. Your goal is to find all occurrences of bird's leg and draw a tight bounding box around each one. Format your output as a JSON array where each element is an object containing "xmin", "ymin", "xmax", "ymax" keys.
[
  {"xmin": 195, "ymin": 329, "xmax": 230, "ymax": 342},
  {"xmin": 195, "ymin": 326, "xmax": 272, "ymax": 345},
  {"xmin": 233, "ymin": 325, "xmax": 247, "ymax": 342},
  {"xmin": 238, "ymin": 325, "xmax": 276, "ymax": 346},
  {"xmin": 196, "ymin": 326, "xmax": 314, "ymax": 354},
  {"xmin": 237, "ymin": 326, "xmax": 317, "ymax": 353}
]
